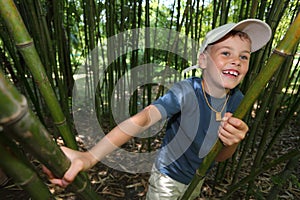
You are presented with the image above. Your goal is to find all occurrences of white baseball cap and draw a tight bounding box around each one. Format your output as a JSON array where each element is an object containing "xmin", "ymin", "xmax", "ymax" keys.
[{"xmin": 199, "ymin": 19, "xmax": 272, "ymax": 53}]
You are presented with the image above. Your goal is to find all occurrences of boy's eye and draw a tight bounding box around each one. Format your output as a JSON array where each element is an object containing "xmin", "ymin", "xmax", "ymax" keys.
[
  {"xmin": 240, "ymin": 55, "xmax": 249, "ymax": 60},
  {"xmin": 221, "ymin": 52, "xmax": 230, "ymax": 56}
]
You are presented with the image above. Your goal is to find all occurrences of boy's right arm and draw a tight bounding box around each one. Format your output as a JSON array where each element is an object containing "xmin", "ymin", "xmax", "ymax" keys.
[{"xmin": 45, "ymin": 104, "xmax": 162, "ymax": 187}]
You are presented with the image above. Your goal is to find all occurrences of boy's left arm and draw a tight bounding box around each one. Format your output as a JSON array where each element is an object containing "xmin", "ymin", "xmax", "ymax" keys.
[{"xmin": 215, "ymin": 112, "xmax": 249, "ymax": 162}]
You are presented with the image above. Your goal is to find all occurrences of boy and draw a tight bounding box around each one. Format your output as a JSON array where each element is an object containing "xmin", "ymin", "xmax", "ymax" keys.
[{"xmin": 45, "ymin": 19, "xmax": 272, "ymax": 199}]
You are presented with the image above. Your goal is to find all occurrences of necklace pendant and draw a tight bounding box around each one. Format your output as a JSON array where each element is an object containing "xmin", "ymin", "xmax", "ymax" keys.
[{"xmin": 216, "ymin": 112, "xmax": 222, "ymax": 121}]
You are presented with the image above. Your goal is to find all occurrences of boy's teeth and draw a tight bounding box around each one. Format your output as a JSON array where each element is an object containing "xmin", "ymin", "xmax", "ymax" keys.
[{"xmin": 223, "ymin": 70, "xmax": 238, "ymax": 76}]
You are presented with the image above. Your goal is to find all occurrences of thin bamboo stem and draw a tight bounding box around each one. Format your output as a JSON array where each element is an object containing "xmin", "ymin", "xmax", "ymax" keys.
[
  {"xmin": 266, "ymin": 154, "xmax": 300, "ymax": 199},
  {"xmin": 0, "ymin": 134, "xmax": 55, "ymax": 200},
  {"xmin": 0, "ymin": 71, "xmax": 103, "ymax": 199},
  {"xmin": 253, "ymin": 48, "xmax": 295, "ymax": 167},
  {"xmin": 0, "ymin": 0, "xmax": 77, "ymax": 149},
  {"xmin": 223, "ymin": 149, "xmax": 300, "ymax": 199}
]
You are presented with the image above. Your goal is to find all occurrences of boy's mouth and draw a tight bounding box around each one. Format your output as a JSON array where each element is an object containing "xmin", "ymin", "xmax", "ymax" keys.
[{"xmin": 222, "ymin": 70, "xmax": 239, "ymax": 77}]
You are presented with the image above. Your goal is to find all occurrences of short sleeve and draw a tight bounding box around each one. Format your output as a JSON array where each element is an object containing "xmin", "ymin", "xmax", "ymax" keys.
[{"xmin": 152, "ymin": 80, "xmax": 198, "ymax": 120}]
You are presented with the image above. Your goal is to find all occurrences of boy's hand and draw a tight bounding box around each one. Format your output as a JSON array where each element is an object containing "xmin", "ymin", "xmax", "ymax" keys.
[
  {"xmin": 218, "ymin": 112, "xmax": 249, "ymax": 146},
  {"xmin": 43, "ymin": 146, "xmax": 94, "ymax": 188}
]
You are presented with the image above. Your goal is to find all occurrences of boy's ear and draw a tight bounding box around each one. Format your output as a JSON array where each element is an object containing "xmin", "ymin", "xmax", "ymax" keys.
[{"xmin": 198, "ymin": 52, "xmax": 207, "ymax": 69}]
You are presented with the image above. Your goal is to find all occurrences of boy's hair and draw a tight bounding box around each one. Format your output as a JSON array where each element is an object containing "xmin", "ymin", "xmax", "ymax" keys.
[{"xmin": 206, "ymin": 30, "xmax": 251, "ymax": 50}]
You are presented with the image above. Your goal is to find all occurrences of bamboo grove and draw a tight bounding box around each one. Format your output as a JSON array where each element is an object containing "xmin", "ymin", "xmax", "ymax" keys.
[{"xmin": 0, "ymin": 0, "xmax": 299, "ymax": 199}]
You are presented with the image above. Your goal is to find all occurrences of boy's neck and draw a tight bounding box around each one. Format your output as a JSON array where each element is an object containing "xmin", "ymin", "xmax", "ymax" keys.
[{"xmin": 202, "ymin": 79, "xmax": 230, "ymax": 98}]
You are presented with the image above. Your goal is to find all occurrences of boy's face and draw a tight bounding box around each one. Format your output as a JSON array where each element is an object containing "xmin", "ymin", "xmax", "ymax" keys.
[{"xmin": 199, "ymin": 35, "xmax": 251, "ymax": 96}]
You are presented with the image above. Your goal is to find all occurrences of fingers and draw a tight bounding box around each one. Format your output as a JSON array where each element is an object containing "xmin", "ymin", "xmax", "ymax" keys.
[
  {"xmin": 218, "ymin": 113, "xmax": 248, "ymax": 146},
  {"xmin": 218, "ymin": 126, "xmax": 241, "ymax": 146},
  {"xmin": 223, "ymin": 112, "xmax": 233, "ymax": 119},
  {"xmin": 42, "ymin": 165, "xmax": 55, "ymax": 179},
  {"xmin": 42, "ymin": 146, "xmax": 84, "ymax": 188},
  {"xmin": 48, "ymin": 177, "xmax": 70, "ymax": 188},
  {"xmin": 42, "ymin": 165, "xmax": 70, "ymax": 187},
  {"xmin": 42, "ymin": 162, "xmax": 81, "ymax": 188}
]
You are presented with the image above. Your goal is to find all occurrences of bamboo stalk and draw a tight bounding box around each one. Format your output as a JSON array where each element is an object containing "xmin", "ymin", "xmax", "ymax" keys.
[
  {"xmin": 266, "ymin": 152, "xmax": 300, "ymax": 199},
  {"xmin": 180, "ymin": 13, "xmax": 300, "ymax": 200},
  {"xmin": 262, "ymin": 96, "xmax": 300, "ymax": 160},
  {"xmin": 0, "ymin": 0, "xmax": 77, "ymax": 149},
  {"xmin": 0, "ymin": 134, "xmax": 55, "ymax": 200},
  {"xmin": 0, "ymin": 71, "xmax": 103, "ymax": 199},
  {"xmin": 252, "ymin": 48, "xmax": 295, "ymax": 167},
  {"xmin": 0, "ymin": 24, "xmax": 45, "ymax": 123},
  {"xmin": 231, "ymin": 83, "xmax": 273, "ymax": 184},
  {"xmin": 223, "ymin": 149, "xmax": 300, "ymax": 199}
]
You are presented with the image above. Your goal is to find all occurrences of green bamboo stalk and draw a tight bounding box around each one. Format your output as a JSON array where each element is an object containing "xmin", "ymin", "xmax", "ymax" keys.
[
  {"xmin": 231, "ymin": 82, "xmax": 274, "ymax": 184},
  {"xmin": 0, "ymin": 134, "xmax": 55, "ymax": 200},
  {"xmin": 223, "ymin": 149, "xmax": 300, "ymax": 199},
  {"xmin": 281, "ymin": 56, "xmax": 300, "ymax": 107},
  {"xmin": 262, "ymin": 96, "xmax": 300, "ymax": 160},
  {"xmin": 0, "ymin": 0, "xmax": 77, "ymax": 149},
  {"xmin": 180, "ymin": 13, "xmax": 300, "ymax": 200},
  {"xmin": 0, "ymin": 17, "xmax": 42, "ymax": 117},
  {"xmin": 249, "ymin": 0, "xmax": 258, "ymax": 18},
  {"xmin": 266, "ymin": 154, "xmax": 300, "ymax": 199},
  {"xmin": 252, "ymin": 45, "xmax": 296, "ymax": 168},
  {"xmin": 244, "ymin": 65, "xmax": 289, "ymax": 198},
  {"xmin": 19, "ymin": 0, "xmax": 53, "ymax": 80},
  {"xmin": 0, "ymin": 71, "xmax": 103, "ymax": 200},
  {"xmin": 241, "ymin": 1, "xmax": 287, "ymax": 92},
  {"xmin": 51, "ymin": 0, "xmax": 74, "ymax": 106}
]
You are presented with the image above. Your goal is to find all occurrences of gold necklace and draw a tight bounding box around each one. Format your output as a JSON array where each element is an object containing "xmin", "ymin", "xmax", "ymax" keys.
[{"xmin": 201, "ymin": 81, "xmax": 230, "ymax": 121}]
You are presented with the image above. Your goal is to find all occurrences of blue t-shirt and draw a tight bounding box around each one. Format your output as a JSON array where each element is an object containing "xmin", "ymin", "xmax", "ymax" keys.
[{"xmin": 152, "ymin": 77, "xmax": 244, "ymax": 185}]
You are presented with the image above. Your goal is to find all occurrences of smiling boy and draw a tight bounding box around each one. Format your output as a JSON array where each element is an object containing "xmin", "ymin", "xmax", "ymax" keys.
[{"xmin": 45, "ymin": 19, "xmax": 272, "ymax": 199}]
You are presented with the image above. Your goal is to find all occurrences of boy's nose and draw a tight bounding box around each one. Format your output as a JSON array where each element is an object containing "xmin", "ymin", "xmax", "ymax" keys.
[{"xmin": 230, "ymin": 57, "xmax": 241, "ymax": 66}]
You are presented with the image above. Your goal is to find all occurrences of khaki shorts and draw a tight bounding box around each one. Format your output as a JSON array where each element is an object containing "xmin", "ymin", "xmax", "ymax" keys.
[{"xmin": 146, "ymin": 166, "xmax": 204, "ymax": 200}]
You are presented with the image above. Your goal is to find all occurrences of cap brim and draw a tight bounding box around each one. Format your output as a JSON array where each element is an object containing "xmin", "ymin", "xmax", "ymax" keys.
[
  {"xmin": 200, "ymin": 19, "xmax": 272, "ymax": 53},
  {"xmin": 232, "ymin": 19, "xmax": 272, "ymax": 52}
]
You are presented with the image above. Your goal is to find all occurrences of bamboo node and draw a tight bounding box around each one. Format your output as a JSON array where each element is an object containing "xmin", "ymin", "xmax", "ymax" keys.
[
  {"xmin": 34, "ymin": 76, "xmax": 50, "ymax": 86},
  {"xmin": 273, "ymin": 49, "xmax": 294, "ymax": 58},
  {"xmin": 16, "ymin": 39, "xmax": 34, "ymax": 49},
  {"xmin": 54, "ymin": 118, "xmax": 67, "ymax": 127},
  {"xmin": 0, "ymin": 96, "xmax": 28, "ymax": 126},
  {"xmin": 195, "ymin": 170, "xmax": 205, "ymax": 179},
  {"xmin": 18, "ymin": 173, "xmax": 36, "ymax": 187}
]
